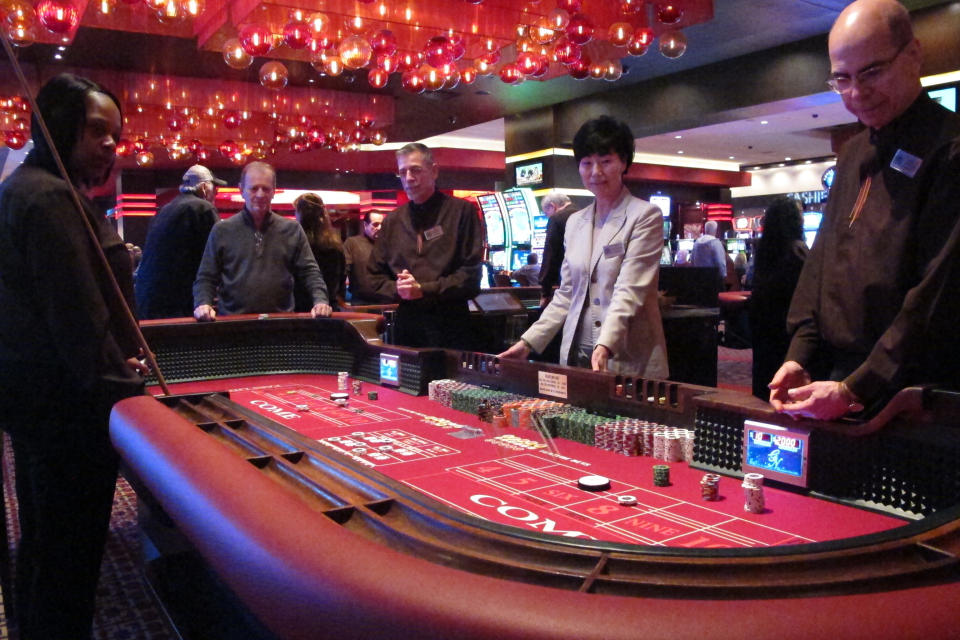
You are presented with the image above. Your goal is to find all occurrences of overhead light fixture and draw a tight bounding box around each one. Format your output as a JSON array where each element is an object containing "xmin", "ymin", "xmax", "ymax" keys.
[{"xmin": 760, "ymin": 120, "xmax": 769, "ymax": 125}]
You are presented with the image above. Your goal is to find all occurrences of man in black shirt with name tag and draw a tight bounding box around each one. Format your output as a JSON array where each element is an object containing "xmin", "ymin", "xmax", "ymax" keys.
[{"xmin": 367, "ymin": 143, "xmax": 483, "ymax": 349}]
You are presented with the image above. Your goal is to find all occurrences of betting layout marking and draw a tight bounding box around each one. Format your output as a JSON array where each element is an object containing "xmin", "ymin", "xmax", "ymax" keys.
[
  {"xmin": 407, "ymin": 453, "xmax": 815, "ymax": 548},
  {"xmin": 236, "ymin": 384, "xmax": 408, "ymax": 428},
  {"xmin": 322, "ymin": 428, "xmax": 461, "ymax": 466}
]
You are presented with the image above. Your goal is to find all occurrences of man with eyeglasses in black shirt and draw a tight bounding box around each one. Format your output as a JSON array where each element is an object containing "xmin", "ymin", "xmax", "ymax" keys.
[
  {"xmin": 769, "ymin": 0, "xmax": 960, "ymax": 420},
  {"xmin": 367, "ymin": 143, "xmax": 483, "ymax": 349}
]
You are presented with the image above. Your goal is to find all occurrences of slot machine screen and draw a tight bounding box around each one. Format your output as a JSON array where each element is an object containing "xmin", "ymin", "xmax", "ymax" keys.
[
  {"xmin": 489, "ymin": 250, "xmax": 507, "ymax": 270},
  {"xmin": 478, "ymin": 194, "xmax": 506, "ymax": 247},
  {"xmin": 511, "ymin": 249, "xmax": 530, "ymax": 271}
]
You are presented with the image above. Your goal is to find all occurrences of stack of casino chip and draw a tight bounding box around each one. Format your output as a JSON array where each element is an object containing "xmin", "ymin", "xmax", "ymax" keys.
[
  {"xmin": 700, "ymin": 473, "xmax": 721, "ymax": 501},
  {"xmin": 499, "ymin": 398, "xmax": 567, "ymax": 430},
  {"xmin": 682, "ymin": 430, "xmax": 696, "ymax": 463},
  {"xmin": 594, "ymin": 419, "xmax": 642, "ymax": 456},
  {"xmin": 665, "ymin": 432, "xmax": 683, "ymax": 462},
  {"xmin": 428, "ymin": 379, "xmax": 473, "ymax": 407},
  {"xmin": 451, "ymin": 386, "xmax": 518, "ymax": 415},
  {"xmin": 537, "ymin": 406, "xmax": 581, "ymax": 438},
  {"xmin": 551, "ymin": 410, "xmax": 612, "ymax": 445},
  {"xmin": 742, "ymin": 472, "xmax": 765, "ymax": 514},
  {"xmin": 337, "ymin": 371, "xmax": 349, "ymax": 391},
  {"xmin": 653, "ymin": 464, "xmax": 670, "ymax": 487}
]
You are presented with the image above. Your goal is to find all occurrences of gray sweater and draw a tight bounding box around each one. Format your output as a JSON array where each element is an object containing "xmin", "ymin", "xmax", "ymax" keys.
[{"xmin": 193, "ymin": 208, "xmax": 328, "ymax": 315}]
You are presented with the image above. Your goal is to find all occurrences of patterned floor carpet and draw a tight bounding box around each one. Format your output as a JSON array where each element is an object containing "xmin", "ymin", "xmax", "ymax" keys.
[
  {"xmin": 0, "ymin": 439, "xmax": 179, "ymax": 640},
  {"xmin": 0, "ymin": 347, "xmax": 753, "ymax": 640}
]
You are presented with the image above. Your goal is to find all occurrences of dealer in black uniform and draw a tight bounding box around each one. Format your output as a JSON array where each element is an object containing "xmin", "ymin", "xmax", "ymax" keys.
[
  {"xmin": 367, "ymin": 143, "xmax": 483, "ymax": 349},
  {"xmin": 0, "ymin": 74, "xmax": 145, "ymax": 639},
  {"xmin": 770, "ymin": 0, "xmax": 960, "ymax": 420}
]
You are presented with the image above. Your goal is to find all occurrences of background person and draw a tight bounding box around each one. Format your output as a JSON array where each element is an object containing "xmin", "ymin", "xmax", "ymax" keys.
[
  {"xmin": 690, "ymin": 219, "xmax": 727, "ymax": 279},
  {"xmin": 511, "ymin": 252, "xmax": 541, "ymax": 286},
  {"xmin": 135, "ymin": 164, "xmax": 223, "ymax": 318},
  {"xmin": 0, "ymin": 73, "xmax": 146, "ymax": 640},
  {"xmin": 498, "ymin": 116, "xmax": 669, "ymax": 379},
  {"xmin": 749, "ymin": 196, "xmax": 807, "ymax": 400},
  {"xmin": 366, "ymin": 143, "xmax": 483, "ymax": 349},
  {"xmin": 192, "ymin": 161, "xmax": 331, "ymax": 321},
  {"xmin": 770, "ymin": 0, "xmax": 960, "ymax": 420},
  {"xmin": 538, "ymin": 191, "xmax": 574, "ymax": 307},
  {"xmin": 342, "ymin": 210, "xmax": 389, "ymax": 305},
  {"xmin": 293, "ymin": 193, "xmax": 346, "ymax": 310}
]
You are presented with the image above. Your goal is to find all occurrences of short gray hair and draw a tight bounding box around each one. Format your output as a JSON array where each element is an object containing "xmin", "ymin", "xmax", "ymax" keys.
[
  {"xmin": 240, "ymin": 161, "xmax": 276, "ymax": 189},
  {"xmin": 396, "ymin": 142, "xmax": 434, "ymax": 164},
  {"xmin": 541, "ymin": 192, "xmax": 572, "ymax": 212}
]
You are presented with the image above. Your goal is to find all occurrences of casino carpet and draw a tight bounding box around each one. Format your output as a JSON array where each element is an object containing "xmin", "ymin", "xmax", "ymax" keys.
[
  {"xmin": 0, "ymin": 347, "xmax": 752, "ymax": 640},
  {"xmin": 717, "ymin": 346, "xmax": 752, "ymax": 393},
  {"xmin": 0, "ymin": 437, "xmax": 179, "ymax": 640}
]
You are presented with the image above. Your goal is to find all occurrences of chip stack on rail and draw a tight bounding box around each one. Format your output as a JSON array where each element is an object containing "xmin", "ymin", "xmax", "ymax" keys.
[
  {"xmin": 428, "ymin": 379, "xmax": 473, "ymax": 407},
  {"xmin": 743, "ymin": 472, "xmax": 765, "ymax": 513},
  {"xmin": 700, "ymin": 473, "xmax": 721, "ymax": 501},
  {"xmin": 499, "ymin": 398, "xmax": 567, "ymax": 430},
  {"xmin": 594, "ymin": 419, "xmax": 642, "ymax": 456}
]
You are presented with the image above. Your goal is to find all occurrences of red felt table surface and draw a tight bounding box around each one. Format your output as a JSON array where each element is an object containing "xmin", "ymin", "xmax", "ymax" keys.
[{"xmin": 158, "ymin": 373, "xmax": 905, "ymax": 548}]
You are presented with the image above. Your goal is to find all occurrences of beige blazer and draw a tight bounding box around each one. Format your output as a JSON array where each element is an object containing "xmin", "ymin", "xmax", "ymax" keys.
[{"xmin": 522, "ymin": 190, "xmax": 669, "ymax": 379}]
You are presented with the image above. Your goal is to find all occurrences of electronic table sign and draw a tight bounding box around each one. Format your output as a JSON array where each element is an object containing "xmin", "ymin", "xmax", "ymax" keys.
[
  {"xmin": 379, "ymin": 353, "xmax": 400, "ymax": 386},
  {"xmin": 742, "ymin": 420, "xmax": 810, "ymax": 488}
]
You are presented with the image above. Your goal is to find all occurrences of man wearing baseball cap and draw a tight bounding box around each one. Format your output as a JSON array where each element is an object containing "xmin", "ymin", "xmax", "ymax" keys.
[{"xmin": 135, "ymin": 164, "xmax": 226, "ymax": 318}]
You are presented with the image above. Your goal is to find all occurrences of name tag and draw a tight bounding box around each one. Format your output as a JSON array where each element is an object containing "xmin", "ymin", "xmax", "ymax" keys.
[
  {"xmin": 603, "ymin": 242, "xmax": 625, "ymax": 259},
  {"xmin": 423, "ymin": 225, "xmax": 444, "ymax": 241},
  {"xmin": 890, "ymin": 149, "xmax": 922, "ymax": 178}
]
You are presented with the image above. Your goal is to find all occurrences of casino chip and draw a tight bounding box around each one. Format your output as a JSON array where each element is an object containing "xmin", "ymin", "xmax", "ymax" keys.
[
  {"xmin": 295, "ymin": 404, "xmax": 309, "ymax": 411},
  {"xmin": 617, "ymin": 495, "xmax": 638, "ymax": 506},
  {"xmin": 577, "ymin": 475, "xmax": 611, "ymax": 492}
]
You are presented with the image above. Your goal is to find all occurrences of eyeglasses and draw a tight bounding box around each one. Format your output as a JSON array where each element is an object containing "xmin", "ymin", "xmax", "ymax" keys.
[
  {"xmin": 826, "ymin": 40, "xmax": 910, "ymax": 94},
  {"xmin": 396, "ymin": 166, "xmax": 428, "ymax": 180}
]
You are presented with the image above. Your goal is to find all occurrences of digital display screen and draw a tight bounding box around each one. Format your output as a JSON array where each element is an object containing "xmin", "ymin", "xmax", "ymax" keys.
[
  {"xmin": 379, "ymin": 353, "xmax": 400, "ymax": 386},
  {"xmin": 489, "ymin": 250, "xmax": 507, "ymax": 270},
  {"xmin": 501, "ymin": 191, "xmax": 532, "ymax": 245},
  {"xmin": 742, "ymin": 420, "xmax": 809, "ymax": 487},
  {"xmin": 516, "ymin": 162, "xmax": 543, "ymax": 186},
  {"xmin": 478, "ymin": 194, "xmax": 506, "ymax": 247},
  {"xmin": 649, "ymin": 194, "xmax": 671, "ymax": 217},
  {"xmin": 511, "ymin": 249, "xmax": 530, "ymax": 271},
  {"xmin": 746, "ymin": 429, "xmax": 803, "ymax": 477}
]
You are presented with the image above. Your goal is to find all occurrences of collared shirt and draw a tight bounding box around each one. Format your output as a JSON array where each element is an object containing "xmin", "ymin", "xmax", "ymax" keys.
[{"xmin": 786, "ymin": 94, "xmax": 960, "ymax": 407}]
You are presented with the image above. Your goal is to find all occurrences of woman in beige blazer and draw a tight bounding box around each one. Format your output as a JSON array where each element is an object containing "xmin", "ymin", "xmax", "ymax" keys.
[{"xmin": 498, "ymin": 116, "xmax": 669, "ymax": 379}]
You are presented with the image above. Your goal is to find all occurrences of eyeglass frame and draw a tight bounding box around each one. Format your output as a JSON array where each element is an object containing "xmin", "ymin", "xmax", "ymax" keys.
[
  {"xmin": 395, "ymin": 165, "xmax": 431, "ymax": 180},
  {"xmin": 825, "ymin": 39, "xmax": 912, "ymax": 94}
]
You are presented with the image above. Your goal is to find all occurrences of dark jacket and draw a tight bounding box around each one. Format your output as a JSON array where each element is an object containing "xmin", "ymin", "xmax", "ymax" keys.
[
  {"xmin": 0, "ymin": 162, "xmax": 143, "ymax": 419},
  {"xmin": 135, "ymin": 191, "xmax": 219, "ymax": 318}
]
